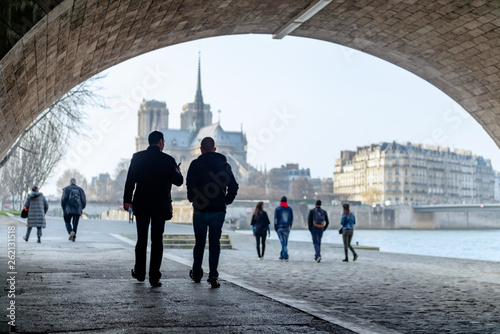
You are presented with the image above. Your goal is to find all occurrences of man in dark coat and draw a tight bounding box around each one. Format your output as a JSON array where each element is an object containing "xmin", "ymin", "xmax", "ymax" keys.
[
  {"xmin": 186, "ymin": 137, "xmax": 238, "ymax": 288},
  {"xmin": 308, "ymin": 199, "xmax": 329, "ymax": 263},
  {"xmin": 123, "ymin": 131, "xmax": 183, "ymax": 287},
  {"xmin": 61, "ymin": 178, "xmax": 86, "ymax": 242}
]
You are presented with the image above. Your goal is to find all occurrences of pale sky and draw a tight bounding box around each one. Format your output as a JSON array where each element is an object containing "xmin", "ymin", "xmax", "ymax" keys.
[{"xmin": 43, "ymin": 34, "xmax": 500, "ymax": 196}]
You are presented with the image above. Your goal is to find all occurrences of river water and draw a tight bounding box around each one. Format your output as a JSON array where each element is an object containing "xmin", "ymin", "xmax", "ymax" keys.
[{"xmin": 236, "ymin": 229, "xmax": 500, "ymax": 262}]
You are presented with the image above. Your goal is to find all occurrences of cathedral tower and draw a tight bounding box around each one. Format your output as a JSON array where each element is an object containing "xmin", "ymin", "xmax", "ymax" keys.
[{"xmin": 136, "ymin": 99, "xmax": 169, "ymax": 151}]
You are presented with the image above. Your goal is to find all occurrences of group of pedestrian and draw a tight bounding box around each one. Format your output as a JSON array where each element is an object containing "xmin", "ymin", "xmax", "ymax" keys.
[
  {"xmin": 22, "ymin": 129, "xmax": 357, "ymax": 291},
  {"xmin": 250, "ymin": 199, "xmax": 358, "ymax": 263},
  {"xmin": 123, "ymin": 132, "xmax": 238, "ymax": 288},
  {"xmin": 22, "ymin": 179, "xmax": 86, "ymax": 244}
]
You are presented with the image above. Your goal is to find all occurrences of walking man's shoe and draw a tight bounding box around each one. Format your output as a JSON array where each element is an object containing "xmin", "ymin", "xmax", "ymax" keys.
[
  {"xmin": 23, "ymin": 236, "xmax": 28, "ymax": 242},
  {"xmin": 353, "ymin": 254, "xmax": 358, "ymax": 262},
  {"xmin": 189, "ymin": 270, "xmax": 201, "ymax": 283},
  {"xmin": 208, "ymin": 278, "xmax": 220, "ymax": 288},
  {"xmin": 317, "ymin": 257, "xmax": 321, "ymax": 263},
  {"xmin": 150, "ymin": 281, "xmax": 162, "ymax": 288},
  {"xmin": 69, "ymin": 231, "xmax": 75, "ymax": 241},
  {"xmin": 342, "ymin": 258, "xmax": 348, "ymax": 262},
  {"xmin": 37, "ymin": 236, "xmax": 41, "ymax": 243},
  {"xmin": 131, "ymin": 269, "xmax": 145, "ymax": 282}
]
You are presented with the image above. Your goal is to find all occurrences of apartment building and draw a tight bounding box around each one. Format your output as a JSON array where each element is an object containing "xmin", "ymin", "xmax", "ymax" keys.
[{"xmin": 334, "ymin": 142, "xmax": 495, "ymax": 205}]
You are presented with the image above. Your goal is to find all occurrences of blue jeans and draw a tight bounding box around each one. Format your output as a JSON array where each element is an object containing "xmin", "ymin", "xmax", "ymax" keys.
[
  {"xmin": 192, "ymin": 211, "xmax": 226, "ymax": 280},
  {"xmin": 311, "ymin": 228, "xmax": 324, "ymax": 260},
  {"xmin": 277, "ymin": 227, "xmax": 290, "ymax": 259}
]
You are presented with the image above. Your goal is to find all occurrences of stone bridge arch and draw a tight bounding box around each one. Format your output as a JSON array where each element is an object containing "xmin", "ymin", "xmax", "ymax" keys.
[{"xmin": 1, "ymin": 0, "xmax": 499, "ymax": 159}]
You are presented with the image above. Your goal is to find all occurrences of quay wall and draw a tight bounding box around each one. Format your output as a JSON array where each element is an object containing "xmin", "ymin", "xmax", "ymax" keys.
[{"xmin": 95, "ymin": 201, "xmax": 500, "ymax": 230}]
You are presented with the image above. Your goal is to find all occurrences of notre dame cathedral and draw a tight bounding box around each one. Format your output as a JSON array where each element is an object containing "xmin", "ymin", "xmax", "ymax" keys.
[{"xmin": 135, "ymin": 57, "xmax": 256, "ymax": 184}]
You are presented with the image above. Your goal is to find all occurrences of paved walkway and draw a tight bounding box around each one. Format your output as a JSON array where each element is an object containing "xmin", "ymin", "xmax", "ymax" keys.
[{"xmin": 1, "ymin": 216, "xmax": 500, "ymax": 333}]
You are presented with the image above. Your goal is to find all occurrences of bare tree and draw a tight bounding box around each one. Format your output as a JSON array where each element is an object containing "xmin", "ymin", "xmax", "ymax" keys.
[
  {"xmin": 0, "ymin": 76, "xmax": 106, "ymax": 209},
  {"xmin": 290, "ymin": 176, "xmax": 315, "ymax": 200},
  {"xmin": 57, "ymin": 169, "xmax": 88, "ymax": 194},
  {"xmin": 112, "ymin": 158, "xmax": 130, "ymax": 203}
]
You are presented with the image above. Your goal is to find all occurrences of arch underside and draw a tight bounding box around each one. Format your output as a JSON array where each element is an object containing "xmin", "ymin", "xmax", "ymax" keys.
[{"xmin": 0, "ymin": 0, "xmax": 499, "ymax": 159}]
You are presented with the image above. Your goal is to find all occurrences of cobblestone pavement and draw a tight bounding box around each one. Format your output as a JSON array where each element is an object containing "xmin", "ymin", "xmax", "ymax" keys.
[
  {"xmin": 168, "ymin": 229, "xmax": 500, "ymax": 334},
  {"xmin": 3, "ymin": 218, "xmax": 499, "ymax": 333},
  {"xmin": 0, "ymin": 218, "xmax": 355, "ymax": 334}
]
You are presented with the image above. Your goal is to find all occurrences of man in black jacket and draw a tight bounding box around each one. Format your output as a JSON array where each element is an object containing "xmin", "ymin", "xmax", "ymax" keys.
[
  {"xmin": 123, "ymin": 131, "xmax": 183, "ymax": 287},
  {"xmin": 308, "ymin": 199, "xmax": 329, "ymax": 263},
  {"xmin": 61, "ymin": 178, "xmax": 86, "ymax": 242},
  {"xmin": 186, "ymin": 137, "xmax": 238, "ymax": 288}
]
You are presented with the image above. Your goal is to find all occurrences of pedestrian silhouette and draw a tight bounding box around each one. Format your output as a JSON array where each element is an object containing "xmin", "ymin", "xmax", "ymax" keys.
[
  {"xmin": 274, "ymin": 196, "xmax": 293, "ymax": 262},
  {"xmin": 308, "ymin": 199, "xmax": 329, "ymax": 262},
  {"xmin": 61, "ymin": 178, "xmax": 86, "ymax": 242},
  {"xmin": 187, "ymin": 137, "xmax": 239, "ymax": 288},
  {"xmin": 251, "ymin": 201, "xmax": 271, "ymax": 260},
  {"xmin": 23, "ymin": 185, "xmax": 48, "ymax": 243},
  {"xmin": 123, "ymin": 131, "xmax": 183, "ymax": 287}
]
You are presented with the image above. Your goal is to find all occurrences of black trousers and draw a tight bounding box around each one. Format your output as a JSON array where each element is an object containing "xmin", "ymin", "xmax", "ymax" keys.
[
  {"xmin": 135, "ymin": 215, "xmax": 165, "ymax": 283},
  {"xmin": 254, "ymin": 230, "xmax": 267, "ymax": 257}
]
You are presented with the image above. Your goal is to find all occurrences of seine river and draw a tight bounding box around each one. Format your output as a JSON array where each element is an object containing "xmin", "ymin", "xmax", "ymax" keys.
[{"xmin": 237, "ymin": 229, "xmax": 500, "ymax": 262}]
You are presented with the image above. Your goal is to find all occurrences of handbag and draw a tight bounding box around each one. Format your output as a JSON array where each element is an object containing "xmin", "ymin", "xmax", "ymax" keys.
[
  {"xmin": 338, "ymin": 227, "xmax": 343, "ymax": 234},
  {"xmin": 21, "ymin": 207, "xmax": 28, "ymax": 218}
]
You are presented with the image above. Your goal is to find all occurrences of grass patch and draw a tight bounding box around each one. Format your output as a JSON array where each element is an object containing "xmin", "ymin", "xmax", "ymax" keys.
[{"xmin": 0, "ymin": 210, "xmax": 21, "ymax": 216}]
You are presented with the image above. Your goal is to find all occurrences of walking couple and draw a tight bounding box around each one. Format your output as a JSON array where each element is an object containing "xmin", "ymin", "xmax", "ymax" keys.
[{"xmin": 123, "ymin": 132, "xmax": 238, "ymax": 288}]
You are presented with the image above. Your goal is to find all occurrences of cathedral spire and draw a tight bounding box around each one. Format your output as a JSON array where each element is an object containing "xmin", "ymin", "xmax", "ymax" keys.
[{"xmin": 194, "ymin": 52, "xmax": 205, "ymax": 131}]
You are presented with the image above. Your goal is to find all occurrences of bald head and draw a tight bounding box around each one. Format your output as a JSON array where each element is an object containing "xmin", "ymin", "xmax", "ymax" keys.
[{"xmin": 200, "ymin": 137, "xmax": 216, "ymax": 154}]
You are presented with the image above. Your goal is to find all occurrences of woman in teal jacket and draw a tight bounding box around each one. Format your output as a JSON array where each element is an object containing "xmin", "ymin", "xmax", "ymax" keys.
[{"xmin": 340, "ymin": 203, "xmax": 358, "ymax": 262}]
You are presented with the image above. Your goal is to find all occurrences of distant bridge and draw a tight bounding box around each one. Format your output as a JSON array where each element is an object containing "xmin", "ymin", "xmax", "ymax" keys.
[{"xmin": 413, "ymin": 204, "xmax": 500, "ymax": 213}]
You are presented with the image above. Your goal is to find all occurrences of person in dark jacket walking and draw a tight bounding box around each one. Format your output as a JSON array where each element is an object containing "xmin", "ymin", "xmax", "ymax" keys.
[
  {"xmin": 61, "ymin": 178, "xmax": 86, "ymax": 242},
  {"xmin": 308, "ymin": 199, "xmax": 329, "ymax": 263},
  {"xmin": 123, "ymin": 131, "xmax": 183, "ymax": 287},
  {"xmin": 23, "ymin": 186, "xmax": 49, "ymax": 243},
  {"xmin": 340, "ymin": 203, "xmax": 358, "ymax": 262},
  {"xmin": 251, "ymin": 202, "xmax": 271, "ymax": 260},
  {"xmin": 187, "ymin": 137, "xmax": 239, "ymax": 288},
  {"xmin": 274, "ymin": 196, "xmax": 293, "ymax": 261}
]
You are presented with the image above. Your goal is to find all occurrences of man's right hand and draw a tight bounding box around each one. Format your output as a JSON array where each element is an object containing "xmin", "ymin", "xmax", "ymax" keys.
[{"xmin": 123, "ymin": 203, "xmax": 133, "ymax": 211}]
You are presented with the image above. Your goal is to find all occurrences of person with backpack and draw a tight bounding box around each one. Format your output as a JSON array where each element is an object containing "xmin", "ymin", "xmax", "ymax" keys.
[
  {"xmin": 340, "ymin": 203, "xmax": 358, "ymax": 262},
  {"xmin": 308, "ymin": 199, "xmax": 329, "ymax": 263},
  {"xmin": 61, "ymin": 178, "xmax": 86, "ymax": 242},
  {"xmin": 274, "ymin": 196, "xmax": 293, "ymax": 262},
  {"xmin": 251, "ymin": 202, "xmax": 271, "ymax": 260}
]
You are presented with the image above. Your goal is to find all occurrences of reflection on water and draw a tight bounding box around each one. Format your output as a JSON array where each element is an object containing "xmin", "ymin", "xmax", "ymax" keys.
[{"xmin": 236, "ymin": 229, "xmax": 500, "ymax": 262}]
